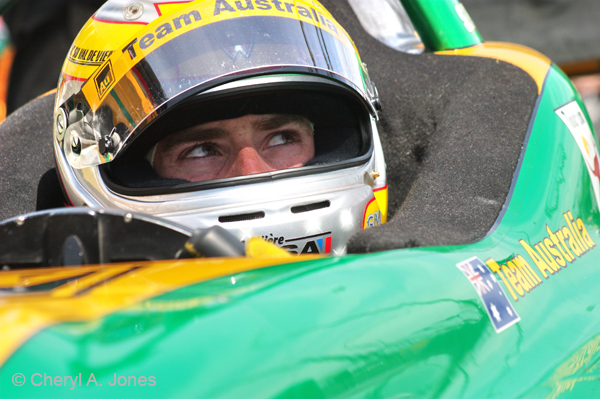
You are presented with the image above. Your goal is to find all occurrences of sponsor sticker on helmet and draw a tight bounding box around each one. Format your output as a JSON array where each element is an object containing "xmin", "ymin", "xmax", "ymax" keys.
[
  {"xmin": 362, "ymin": 197, "xmax": 382, "ymax": 229},
  {"xmin": 283, "ymin": 233, "xmax": 332, "ymax": 254},
  {"xmin": 68, "ymin": 47, "xmax": 114, "ymax": 67},
  {"xmin": 258, "ymin": 232, "xmax": 332, "ymax": 254},
  {"xmin": 93, "ymin": 60, "xmax": 115, "ymax": 99}
]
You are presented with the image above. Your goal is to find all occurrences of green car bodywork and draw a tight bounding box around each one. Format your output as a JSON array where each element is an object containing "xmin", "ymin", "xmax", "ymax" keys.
[{"xmin": 1, "ymin": 1, "xmax": 599, "ymax": 398}]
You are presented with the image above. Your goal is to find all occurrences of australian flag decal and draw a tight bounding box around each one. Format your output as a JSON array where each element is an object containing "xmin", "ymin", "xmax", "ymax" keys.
[{"xmin": 456, "ymin": 256, "xmax": 520, "ymax": 333}]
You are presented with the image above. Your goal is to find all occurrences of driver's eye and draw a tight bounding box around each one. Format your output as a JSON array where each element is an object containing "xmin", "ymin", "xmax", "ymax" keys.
[
  {"xmin": 185, "ymin": 144, "xmax": 218, "ymax": 158},
  {"xmin": 268, "ymin": 132, "xmax": 296, "ymax": 147}
]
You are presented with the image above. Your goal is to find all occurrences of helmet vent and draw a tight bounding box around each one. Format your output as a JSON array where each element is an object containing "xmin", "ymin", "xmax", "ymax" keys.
[
  {"xmin": 219, "ymin": 211, "xmax": 265, "ymax": 223},
  {"xmin": 291, "ymin": 201, "xmax": 331, "ymax": 214}
]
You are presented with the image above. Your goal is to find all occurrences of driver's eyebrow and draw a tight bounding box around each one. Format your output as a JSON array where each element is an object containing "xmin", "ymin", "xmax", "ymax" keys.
[
  {"xmin": 160, "ymin": 126, "xmax": 229, "ymax": 154},
  {"xmin": 252, "ymin": 114, "xmax": 313, "ymax": 132}
]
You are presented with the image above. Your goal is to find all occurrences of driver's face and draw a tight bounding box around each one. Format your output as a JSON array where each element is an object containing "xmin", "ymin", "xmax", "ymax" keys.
[{"xmin": 152, "ymin": 114, "xmax": 315, "ymax": 182}]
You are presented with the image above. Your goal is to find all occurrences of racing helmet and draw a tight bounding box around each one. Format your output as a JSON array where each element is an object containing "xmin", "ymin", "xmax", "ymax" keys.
[{"xmin": 54, "ymin": 0, "xmax": 387, "ymax": 255}]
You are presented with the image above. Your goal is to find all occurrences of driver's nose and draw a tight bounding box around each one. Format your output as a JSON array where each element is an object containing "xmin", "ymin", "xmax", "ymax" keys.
[{"xmin": 227, "ymin": 146, "xmax": 273, "ymax": 177}]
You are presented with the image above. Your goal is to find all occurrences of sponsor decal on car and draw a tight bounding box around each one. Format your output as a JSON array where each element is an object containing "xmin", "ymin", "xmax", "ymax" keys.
[
  {"xmin": 487, "ymin": 211, "xmax": 596, "ymax": 302},
  {"xmin": 458, "ymin": 211, "xmax": 596, "ymax": 331},
  {"xmin": 462, "ymin": 211, "xmax": 595, "ymax": 304},
  {"xmin": 456, "ymin": 257, "xmax": 520, "ymax": 333},
  {"xmin": 556, "ymin": 100, "xmax": 600, "ymax": 208}
]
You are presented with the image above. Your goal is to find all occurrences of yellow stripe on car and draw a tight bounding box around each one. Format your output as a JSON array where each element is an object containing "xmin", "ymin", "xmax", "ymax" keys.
[
  {"xmin": 438, "ymin": 42, "xmax": 552, "ymax": 94},
  {"xmin": 0, "ymin": 254, "xmax": 318, "ymax": 366}
]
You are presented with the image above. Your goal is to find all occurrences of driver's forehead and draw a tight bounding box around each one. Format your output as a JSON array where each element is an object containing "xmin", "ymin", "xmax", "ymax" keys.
[{"xmin": 196, "ymin": 114, "xmax": 312, "ymax": 132}]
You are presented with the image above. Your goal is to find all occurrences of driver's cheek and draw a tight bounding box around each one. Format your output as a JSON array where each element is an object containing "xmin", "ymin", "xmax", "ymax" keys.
[{"xmin": 222, "ymin": 146, "xmax": 275, "ymax": 178}]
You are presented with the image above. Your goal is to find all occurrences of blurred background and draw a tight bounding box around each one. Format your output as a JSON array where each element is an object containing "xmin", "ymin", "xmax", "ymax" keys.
[
  {"xmin": 0, "ymin": 0, "xmax": 104, "ymax": 120},
  {"xmin": 462, "ymin": 0, "xmax": 600, "ymax": 134},
  {"xmin": 0, "ymin": 0, "xmax": 598, "ymax": 133}
]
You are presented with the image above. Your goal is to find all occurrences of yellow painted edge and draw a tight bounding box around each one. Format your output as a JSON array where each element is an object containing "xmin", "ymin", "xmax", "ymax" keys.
[
  {"xmin": 437, "ymin": 42, "xmax": 551, "ymax": 94},
  {"xmin": 0, "ymin": 254, "xmax": 320, "ymax": 365},
  {"xmin": 37, "ymin": 88, "xmax": 57, "ymax": 100},
  {"xmin": 374, "ymin": 185, "xmax": 388, "ymax": 224}
]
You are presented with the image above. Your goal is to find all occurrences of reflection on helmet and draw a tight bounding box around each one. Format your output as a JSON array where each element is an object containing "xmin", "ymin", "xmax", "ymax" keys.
[{"xmin": 54, "ymin": 0, "xmax": 387, "ymax": 255}]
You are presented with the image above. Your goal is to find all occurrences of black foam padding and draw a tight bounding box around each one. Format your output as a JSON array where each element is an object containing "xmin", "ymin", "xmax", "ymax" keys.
[
  {"xmin": 0, "ymin": 93, "xmax": 57, "ymax": 221},
  {"xmin": 316, "ymin": 1, "xmax": 539, "ymax": 252},
  {"xmin": 36, "ymin": 168, "xmax": 67, "ymax": 210}
]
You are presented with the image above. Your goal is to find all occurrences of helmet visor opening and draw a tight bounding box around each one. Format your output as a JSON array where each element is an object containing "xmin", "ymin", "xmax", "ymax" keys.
[{"xmin": 102, "ymin": 88, "xmax": 373, "ymax": 194}]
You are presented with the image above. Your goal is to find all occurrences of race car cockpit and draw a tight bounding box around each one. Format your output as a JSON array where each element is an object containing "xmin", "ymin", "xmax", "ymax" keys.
[{"xmin": 0, "ymin": 0, "xmax": 538, "ymax": 266}]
